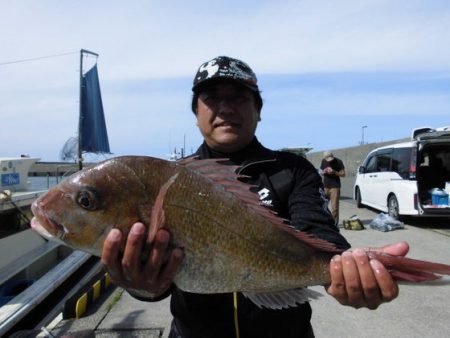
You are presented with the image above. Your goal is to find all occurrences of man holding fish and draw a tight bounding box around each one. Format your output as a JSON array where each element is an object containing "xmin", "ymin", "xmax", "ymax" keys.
[{"xmin": 100, "ymin": 56, "xmax": 409, "ymax": 338}]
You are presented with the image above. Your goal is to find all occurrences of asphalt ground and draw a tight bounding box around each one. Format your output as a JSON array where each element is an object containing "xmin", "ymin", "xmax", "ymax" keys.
[
  {"xmin": 49, "ymin": 198, "xmax": 450, "ymax": 338},
  {"xmin": 310, "ymin": 198, "xmax": 450, "ymax": 338}
]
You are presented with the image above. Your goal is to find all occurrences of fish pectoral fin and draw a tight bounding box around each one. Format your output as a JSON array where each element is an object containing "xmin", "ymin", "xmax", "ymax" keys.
[
  {"xmin": 243, "ymin": 288, "xmax": 323, "ymax": 310},
  {"xmin": 148, "ymin": 173, "xmax": 179, "ymax": 242}
]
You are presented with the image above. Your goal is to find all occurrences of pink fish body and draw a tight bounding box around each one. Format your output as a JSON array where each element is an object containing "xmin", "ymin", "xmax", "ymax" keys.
[{"xmin": 31, "ymin": 156, "xmax": 450, "ymax": 309}]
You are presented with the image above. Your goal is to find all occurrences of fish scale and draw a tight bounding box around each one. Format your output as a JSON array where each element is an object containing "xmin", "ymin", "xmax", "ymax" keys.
[{"xmin": 159, "ymin": 165, "xmax": 328, "ymax": 292}]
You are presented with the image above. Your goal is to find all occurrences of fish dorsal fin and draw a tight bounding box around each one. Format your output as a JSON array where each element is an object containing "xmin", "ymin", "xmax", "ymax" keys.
[
  {"xmin": 178, "ymin": 158, "xmax": 341, "ymax": 254},
  {"xmin": 243, "ymin": 288, "xmax": 323, "ymax": 309}
]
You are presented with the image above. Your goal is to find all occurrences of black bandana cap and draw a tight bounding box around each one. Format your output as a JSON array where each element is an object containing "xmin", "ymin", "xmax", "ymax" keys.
[{"xmin": 192, "ymin": 56, "xmax": 259, "ymax": 93}]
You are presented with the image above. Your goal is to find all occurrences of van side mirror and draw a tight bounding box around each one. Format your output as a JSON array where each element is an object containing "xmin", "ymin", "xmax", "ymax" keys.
[{"xmin": 358, "ymin": 166, "xmax": 365, "ymax": 174}]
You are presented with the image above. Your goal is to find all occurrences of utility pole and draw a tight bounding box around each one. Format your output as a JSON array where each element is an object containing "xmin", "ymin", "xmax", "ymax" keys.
[{"xmin": 361, "ymin": 125, "xmax": 367, "ymax": 145}]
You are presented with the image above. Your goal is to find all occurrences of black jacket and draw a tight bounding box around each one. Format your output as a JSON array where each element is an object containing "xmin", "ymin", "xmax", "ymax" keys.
[{"xmin": 166, "ymin": 138, "xmax": 350, "ymax": 338}]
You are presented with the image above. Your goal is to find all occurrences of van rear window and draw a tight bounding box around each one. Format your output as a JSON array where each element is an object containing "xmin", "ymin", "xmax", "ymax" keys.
[
  {"xmin": 377, "ymin": 155, "xmax": 391, "ymax": 172},
  {"xmin": 391, "ymin": 148, "xmax": 412, "ymax": 179}
]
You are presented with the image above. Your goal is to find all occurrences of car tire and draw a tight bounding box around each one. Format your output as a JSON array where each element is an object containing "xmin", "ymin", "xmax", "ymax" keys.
[
  {"xmin": 355, "ymin": 187, "xmax": 363, "ymax": 208},
  {"xmin": 388, "ymin": 194, "xmax": 400, "ymax": 220}
]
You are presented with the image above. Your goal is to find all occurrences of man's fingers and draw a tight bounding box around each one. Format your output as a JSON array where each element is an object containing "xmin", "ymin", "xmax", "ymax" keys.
[
  {"xmin": 122, "ymin": 223, "xmax": 147, "ymax": 280},
  {"xmin": 158, "ymin": 247, "xmax": 184, "ymax": 284},
  {"xmin": 380, "ymin": 241, "xmax": 409, "ymax": 256},
  {"xmin": 101, "ymin": 228, "xmax": 125, "ymax": 282},
  {"xmin": 327, "ymin": 255, "xmax": 347, "ymax": 303},
  {"xmin": 370, "ymin": 259, "xmax": 399, "ymax": 301},
  {"xmin": 341, "ymin": 251, "xmax": 365, "ymax": 307},
  {"xmin": 353, "ymin": 249, "xmax": 381, "ymax": 309},
  {"xmin": 327, "ymin": 247, "xmax": 401, "ymax": 309},
  {"xmin": 144, "ymin": 229, "xmax": 171, "ymax": 279},
  {"xmin": 101, "ymin": 225, "xmax": 183, "ymax": 297}
]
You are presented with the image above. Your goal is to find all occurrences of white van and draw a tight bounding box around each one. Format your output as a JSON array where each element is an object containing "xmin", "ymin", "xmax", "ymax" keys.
[{"xmin": 354, "ymin": 126, "xmax": 450, "ymax": 220}]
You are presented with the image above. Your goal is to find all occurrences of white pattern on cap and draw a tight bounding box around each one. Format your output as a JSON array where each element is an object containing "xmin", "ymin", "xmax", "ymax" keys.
[
  {"xmin": 192, "ymin": 56, "xmax": 258, "ymax": 92},
  {"xmin": 197, "ymin": 60, "xmax": 219, "ymax": 81}
]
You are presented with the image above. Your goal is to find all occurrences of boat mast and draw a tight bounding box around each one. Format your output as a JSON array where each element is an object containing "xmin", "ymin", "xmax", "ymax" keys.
[{"xmin": 78, "ymin": 49, "xmax": 99, "ymax": 170}]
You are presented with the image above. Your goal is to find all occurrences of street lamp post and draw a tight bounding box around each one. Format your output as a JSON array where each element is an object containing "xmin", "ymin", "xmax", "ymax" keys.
[{"xmin": 361, "ymin": 125, "xmax": 367, "ymax": 145}]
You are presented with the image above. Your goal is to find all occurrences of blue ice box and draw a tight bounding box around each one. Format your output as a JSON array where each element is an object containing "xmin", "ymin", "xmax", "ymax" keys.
[{"xmin": 431, "ymin": 189, "xmax": 449, "ymax": 206}]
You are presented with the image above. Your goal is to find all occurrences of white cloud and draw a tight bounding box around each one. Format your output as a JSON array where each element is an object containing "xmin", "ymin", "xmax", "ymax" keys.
[{"xmin": 2, "ymin": 1, "xmax": 449, "ymax": 77}]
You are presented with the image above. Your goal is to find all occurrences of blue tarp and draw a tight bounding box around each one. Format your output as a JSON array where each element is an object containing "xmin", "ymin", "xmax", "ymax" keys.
[{"xmin": 80, "ymin": 64, "xmax": 110, "ymax": 153}]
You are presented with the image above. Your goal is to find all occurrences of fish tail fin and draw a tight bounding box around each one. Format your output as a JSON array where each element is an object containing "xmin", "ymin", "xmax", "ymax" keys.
[{"xmin": 368, "ymin": 251, "xmax": 450, "ymax": 282}]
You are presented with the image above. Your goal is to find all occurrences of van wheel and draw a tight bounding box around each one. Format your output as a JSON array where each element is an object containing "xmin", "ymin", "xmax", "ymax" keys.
[
  {"xmin": 355, "ymin": 187, "xmax": 363, "ymax": 208},
  {"xmin": 388, "ymin": 195, "xmax": 400, "ymax": 220}
]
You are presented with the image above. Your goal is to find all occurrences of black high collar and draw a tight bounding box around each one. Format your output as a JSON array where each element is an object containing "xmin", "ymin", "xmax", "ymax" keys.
[{"xmin": 194, "ymin": 137, "xmax": 275, "ymax": 165}]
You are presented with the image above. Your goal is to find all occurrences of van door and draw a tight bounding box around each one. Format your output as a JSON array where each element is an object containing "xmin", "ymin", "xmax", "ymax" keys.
[
  {"xmin": 370, "ymin": 150, "xmax": 394, "ymax": 210},
  {"xmin": 358, "ymin": 153, "xmax": 378, "ymax": 205}
]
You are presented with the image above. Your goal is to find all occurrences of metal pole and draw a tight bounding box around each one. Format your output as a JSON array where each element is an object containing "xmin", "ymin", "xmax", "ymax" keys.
[
  {"xmin": 78, "ymin": 50, "xmax": 83, "ymax": 170},
  {"xmin": 361, "ymin": 125, "xmax": 367, "ymax": 145}
]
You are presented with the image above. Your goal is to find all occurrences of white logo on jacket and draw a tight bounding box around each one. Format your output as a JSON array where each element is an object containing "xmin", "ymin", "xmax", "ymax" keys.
[{"xmin": 258, "ymin": 188, "xmax": 273, "ymax": 207}]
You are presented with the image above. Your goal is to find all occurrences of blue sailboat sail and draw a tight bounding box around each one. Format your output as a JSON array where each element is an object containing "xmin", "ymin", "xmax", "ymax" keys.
[{"xmin": 80, "ymin": 64, "xmax": 110, "ymax": 153}]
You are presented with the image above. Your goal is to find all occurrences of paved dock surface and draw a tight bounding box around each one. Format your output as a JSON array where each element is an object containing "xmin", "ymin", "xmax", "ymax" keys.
[{"xmin": 49, "ymin": 199, "xmax": 450, "ymax": 338}]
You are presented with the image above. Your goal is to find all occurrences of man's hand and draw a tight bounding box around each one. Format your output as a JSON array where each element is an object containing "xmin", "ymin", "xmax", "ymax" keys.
[
  {"xmin": 101, "ymin": 222, "xmax": 184, "ymax": 298},
  {"xmin": 323, "ymin": 167, "xmax": 333, "ymax": 174},
  {"xmin": 326, "ymin": 242, "xmax": 409, "ymax": 309}
]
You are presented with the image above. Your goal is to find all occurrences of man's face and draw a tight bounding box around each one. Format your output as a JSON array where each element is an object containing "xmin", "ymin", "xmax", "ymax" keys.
[{"xmin": 195, "ymin": 81, "xmax": 260, "ymax": 153}]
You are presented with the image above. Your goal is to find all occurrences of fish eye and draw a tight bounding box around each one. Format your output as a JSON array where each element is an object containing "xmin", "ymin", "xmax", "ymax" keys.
[{"xmin": 76, "ymin": 189, "xmax": 98, "ymax": 211}]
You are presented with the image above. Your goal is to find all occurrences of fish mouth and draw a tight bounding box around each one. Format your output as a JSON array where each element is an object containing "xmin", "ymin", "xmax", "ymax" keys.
[{"xmin": 31, "ymin": 201, "xmax": 69, "ymax": 240}]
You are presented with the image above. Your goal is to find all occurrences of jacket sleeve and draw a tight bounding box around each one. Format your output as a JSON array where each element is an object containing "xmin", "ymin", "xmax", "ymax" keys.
[
  {"xmin": 125, "ymin": 284, "xmax": 175, "ymax": 302},
  {"xmin": 288, "ymin": 157, "xmax": 351, "ymax": 250}
]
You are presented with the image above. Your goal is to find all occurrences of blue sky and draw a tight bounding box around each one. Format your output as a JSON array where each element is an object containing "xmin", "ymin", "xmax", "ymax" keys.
[{"xmin": 1, "ymin": 1, "xmax": 449, "ymax": 161}]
